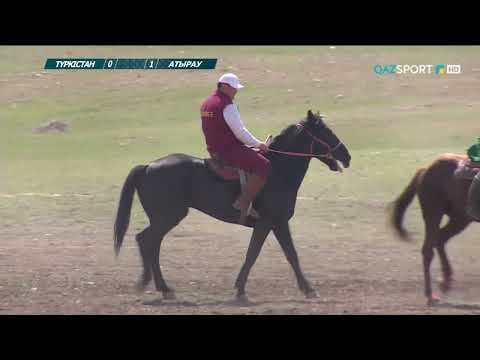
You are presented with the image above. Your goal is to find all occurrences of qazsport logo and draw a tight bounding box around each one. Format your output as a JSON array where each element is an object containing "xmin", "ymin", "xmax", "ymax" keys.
[{"xmin": 374, "ymin": 64, "xmax": 462, "ymax": 75}]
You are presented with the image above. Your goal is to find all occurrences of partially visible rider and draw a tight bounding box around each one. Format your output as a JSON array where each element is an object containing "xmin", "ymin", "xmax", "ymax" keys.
[{"xmin": 466, "ymin": 138, "xmax": 480, "ymax": 221}]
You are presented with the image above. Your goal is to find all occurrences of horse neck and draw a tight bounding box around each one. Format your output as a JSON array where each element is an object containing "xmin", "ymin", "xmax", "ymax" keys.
[
  {"xmin": 267, "ymin": 126, "xmax": 316, "ymax": 189},
  {"xmin": 269, "ymin": 153, "xmax": 311, "ymax": 190}
]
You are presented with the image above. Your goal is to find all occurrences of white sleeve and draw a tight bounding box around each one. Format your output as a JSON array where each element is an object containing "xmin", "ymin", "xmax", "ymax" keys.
[{"xmin": 223, "ymin": 104, "xmax": 262, "ymax": 147}]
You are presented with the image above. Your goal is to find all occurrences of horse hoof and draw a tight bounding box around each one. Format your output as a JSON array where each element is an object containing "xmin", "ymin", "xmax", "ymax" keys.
[
  {"xmin": 163, "ymin": 291, "xmax": 176, "ymax": 300},
  {"xmin": 305, "ymin": 290, "xmax": 318, "ymax": 299},
  {"xmin": 426, "ymin": 294, "xmax": 441, "ymax": 306},
  {"xmin": 236, "ymin": 294, "xmax": 249, "ymax": 304}
]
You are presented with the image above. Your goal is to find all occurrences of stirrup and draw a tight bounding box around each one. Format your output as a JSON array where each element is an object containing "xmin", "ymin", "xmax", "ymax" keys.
[
  {"xmin": 244, "ymin": 203, "xmax": 260, "ymax": 219},
  {"xmin": 233, "ymin": 200, "xmax": 260, "ymax": 224}
]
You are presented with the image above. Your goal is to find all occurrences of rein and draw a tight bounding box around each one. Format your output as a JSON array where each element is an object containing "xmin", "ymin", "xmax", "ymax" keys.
[{"xmin": 267, "ymin": 124, "xmax": 343, "ymax": 159}]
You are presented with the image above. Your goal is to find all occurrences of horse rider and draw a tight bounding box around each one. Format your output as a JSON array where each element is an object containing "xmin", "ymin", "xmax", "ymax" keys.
[
  {"xmin": 200, "ymin": 73, "xmax": 271, "ymax": 218},
  {"xmin": 466, "ymin": 138, "xmax": 480, "ymax": 221}
]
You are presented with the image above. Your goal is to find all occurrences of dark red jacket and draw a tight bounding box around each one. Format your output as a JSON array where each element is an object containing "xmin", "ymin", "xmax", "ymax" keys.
[{"xmin": 200, "ymin": 90, "xmax": 243, "ymax": 153}]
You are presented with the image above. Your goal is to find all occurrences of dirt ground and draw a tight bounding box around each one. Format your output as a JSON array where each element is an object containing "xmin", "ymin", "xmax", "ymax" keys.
[
  {"xmin": 2, "ymin": 46, "xmax": 480, "ymax": 314},
  {"xmin": 2, "ymin": 198, "xmax": 480, "ymax": 315}
]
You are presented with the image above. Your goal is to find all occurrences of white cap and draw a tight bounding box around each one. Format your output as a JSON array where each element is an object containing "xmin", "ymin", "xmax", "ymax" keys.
[{"xmin": 218, "ymin": 73, "xmax": 244, "ymax": 89}]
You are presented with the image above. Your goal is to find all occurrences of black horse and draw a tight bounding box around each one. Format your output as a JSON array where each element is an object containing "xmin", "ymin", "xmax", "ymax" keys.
[{"xmin": 114, "ymin": 110, "xmax": 351, "ymax": 301}]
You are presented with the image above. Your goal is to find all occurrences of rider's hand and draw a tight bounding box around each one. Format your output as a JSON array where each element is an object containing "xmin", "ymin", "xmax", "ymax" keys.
[{"xmin": 258, "ymin": 143, "xmax": 269, "ymax": 153}]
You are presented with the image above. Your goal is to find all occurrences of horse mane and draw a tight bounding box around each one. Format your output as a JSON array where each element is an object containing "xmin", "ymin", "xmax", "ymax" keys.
[
  {"xmin": 269, "ymin": 121, "xmax": 305, "ymax": 150},
  {"xmin": 268, "ymin": 112, "xmax": 330, "ymax": 159}
]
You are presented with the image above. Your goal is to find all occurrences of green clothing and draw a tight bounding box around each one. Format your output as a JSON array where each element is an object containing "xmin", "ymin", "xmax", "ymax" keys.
[{"xmin": 467, "ymin": 138, "xmax": 480, "ymax": 162}]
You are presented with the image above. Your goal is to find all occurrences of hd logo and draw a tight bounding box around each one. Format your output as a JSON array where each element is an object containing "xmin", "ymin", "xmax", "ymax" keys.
[{"xmin": 436, "ymin": 64, "xmax": 462, "ymax": 75}]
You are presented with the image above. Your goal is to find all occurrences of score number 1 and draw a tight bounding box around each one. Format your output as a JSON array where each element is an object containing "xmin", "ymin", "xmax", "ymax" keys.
[{"xmin": 146, "ymin": 59, "xmax": 158, "ymax": 69}]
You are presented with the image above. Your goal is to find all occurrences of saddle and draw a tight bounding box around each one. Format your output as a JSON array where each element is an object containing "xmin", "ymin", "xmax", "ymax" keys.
[
  {"xmin": 204, "ymin": 136, "xmax": 273, "ymax": 225},
  {"xmin": 454, "ymin": 159, "xmax": 480, "ymax": 180},
  {"xmin": 204, "ymin": 134, "xmax": 273, "ymax": 181},
  {"xmin": 205, "ymin": 153, "xmax": 250, "ymax": 224},
  {"xmin": 205, "ymin": 152, "xmax": 246, "ymax": 181}
]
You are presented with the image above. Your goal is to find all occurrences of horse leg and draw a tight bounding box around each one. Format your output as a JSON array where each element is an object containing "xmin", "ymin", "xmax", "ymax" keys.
[
  {"xmin": 421, "ymin": 209, "xmax": 442, "ymax": 306},
  {"xmin": 135, "ymin": 227, "xmax": 154, "ymax": 292},
  {"xmin": 234, "ymin": 221, "xmax": 271, "ymax": 301},
  {"xmin": 436, "ymin": 215, "xmax": 470, "ymax": 293},
  {"xmin": 150, "ymin": 210, "xmax": 189, "ymax": 300},
  {"xmin": 272, "ymin": 221, "xmax": 315, "ymax": 298}
]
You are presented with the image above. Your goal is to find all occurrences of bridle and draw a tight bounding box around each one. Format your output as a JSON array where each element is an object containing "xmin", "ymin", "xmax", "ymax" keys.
[{"xmin": 267, "ymin": 123, "xmax": 343, "ymax": 159}]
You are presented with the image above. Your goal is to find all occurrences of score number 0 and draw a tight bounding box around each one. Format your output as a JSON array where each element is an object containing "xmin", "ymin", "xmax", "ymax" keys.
[{"xmin": 105, "ymin": 59, "xmax": 116, "ymax": 69}]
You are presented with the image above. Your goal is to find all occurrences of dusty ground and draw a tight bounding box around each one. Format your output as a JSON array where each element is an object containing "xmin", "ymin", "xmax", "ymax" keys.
[
  {"xmin": 2, "ymin": 46, "xmax": 480, "ymax": 315},
  {"xmin": 2, "ymin": 197, "xmax": 480, "ymax": 315}
]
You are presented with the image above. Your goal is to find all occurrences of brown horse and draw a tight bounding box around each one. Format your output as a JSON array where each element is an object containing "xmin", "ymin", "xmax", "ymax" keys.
[{"xmin": 389, "ymin": 153, "xmax": 478, "ymax": 306}]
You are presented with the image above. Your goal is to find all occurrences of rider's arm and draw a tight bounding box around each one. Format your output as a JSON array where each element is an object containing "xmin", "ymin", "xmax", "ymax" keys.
[{"xmin": 223, "ymin": 104, "xmax": 262, "ymax": 148}]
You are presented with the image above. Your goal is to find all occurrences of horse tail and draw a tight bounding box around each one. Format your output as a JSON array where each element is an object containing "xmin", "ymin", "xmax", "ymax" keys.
[
  {"xmin": 114, "ymin": 165, "xmax": 147, "ymax": 257},
  {"xmin": 389, "ymin": 167, "xmax": 426, "ymax": 241}
]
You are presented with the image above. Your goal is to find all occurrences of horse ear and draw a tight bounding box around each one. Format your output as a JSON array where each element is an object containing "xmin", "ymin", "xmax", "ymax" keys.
[{"xmin": 307, "ymin": 110, "xmax": 315, "ymax": 123}]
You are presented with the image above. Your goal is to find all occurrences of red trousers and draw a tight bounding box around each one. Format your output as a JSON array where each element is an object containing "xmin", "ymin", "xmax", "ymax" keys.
[{"xmin": 212, "ymin": 144, "xmax": 271, "ymax": 180}]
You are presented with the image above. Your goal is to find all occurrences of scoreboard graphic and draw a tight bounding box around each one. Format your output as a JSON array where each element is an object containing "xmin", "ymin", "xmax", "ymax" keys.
[{"xmin": 44, "ymin": 58, "xmax": 217, "ymax": 70}]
